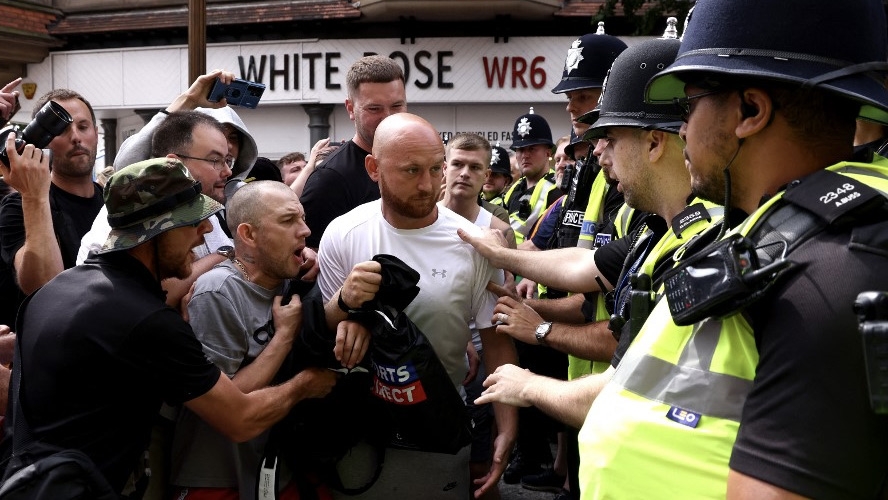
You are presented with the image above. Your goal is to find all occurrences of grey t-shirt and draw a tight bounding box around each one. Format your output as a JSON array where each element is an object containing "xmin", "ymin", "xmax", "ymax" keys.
[{"xmin": 170, "ymin": 261, "xmax": 287, "ymax": 494}]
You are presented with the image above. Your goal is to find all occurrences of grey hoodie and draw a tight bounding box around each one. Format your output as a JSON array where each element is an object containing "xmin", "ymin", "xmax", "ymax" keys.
[{"xmin": 113, "ymin": 106, "xmax": 259, "ymax": 179}]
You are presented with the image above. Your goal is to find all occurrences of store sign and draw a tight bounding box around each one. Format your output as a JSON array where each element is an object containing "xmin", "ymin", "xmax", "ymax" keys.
[
  {"xmin": 208, "ymin": 37, "xmax": 578, "ymax": 103},
  {"xmin": 32, "ymin": 35, "xmax": 644, "ymax": 112}
]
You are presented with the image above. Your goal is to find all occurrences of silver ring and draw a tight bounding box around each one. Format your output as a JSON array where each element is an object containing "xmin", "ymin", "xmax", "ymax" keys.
[{"xmin": 499, "ymin": 313, "xmax": 508, "ymax": 323}]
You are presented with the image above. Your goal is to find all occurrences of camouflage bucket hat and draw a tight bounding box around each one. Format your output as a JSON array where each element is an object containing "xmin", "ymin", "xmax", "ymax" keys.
[{"xmin": 99, "ymin": 158, "xmax": 223, "ymax": 253}]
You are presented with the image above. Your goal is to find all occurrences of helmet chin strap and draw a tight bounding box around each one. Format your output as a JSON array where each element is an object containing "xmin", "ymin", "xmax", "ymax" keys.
[{"xmin": 716, "ymin": 137, "xmax": 744, "ymax": 240}]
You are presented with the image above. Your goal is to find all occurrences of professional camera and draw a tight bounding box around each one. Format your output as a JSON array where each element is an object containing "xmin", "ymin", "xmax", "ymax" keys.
[{"xmin": 0, "ymin": 100, "xmax": 73, "ymax": 168}]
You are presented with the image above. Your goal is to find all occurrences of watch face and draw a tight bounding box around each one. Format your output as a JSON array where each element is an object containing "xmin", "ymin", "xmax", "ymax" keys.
[{"xmin": 535, "ymin": 322, "xmax": 552, "ymax": 345}]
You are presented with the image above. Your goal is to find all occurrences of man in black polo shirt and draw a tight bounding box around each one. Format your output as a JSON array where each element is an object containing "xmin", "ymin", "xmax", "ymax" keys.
[{"xmin": 6, "ymin": 158, "xmax": 337, "ymax": 494}]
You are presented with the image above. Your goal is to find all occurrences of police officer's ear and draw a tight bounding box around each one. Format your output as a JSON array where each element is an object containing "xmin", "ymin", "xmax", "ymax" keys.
[
  {"xmin": 365, "ymin": 154, "xmax": 380, "ymax": 182},
  {"xmin": 736, "ymin": 88, "xmax": 772, "ymax": 139},
  {"xmin": 646, "ymin": 129, "xmax": 669, "ymax": 162}
]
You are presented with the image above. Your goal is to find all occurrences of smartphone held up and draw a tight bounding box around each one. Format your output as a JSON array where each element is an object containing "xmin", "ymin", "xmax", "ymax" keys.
[{"xmin": 207, "ymin": 78, "xmax": 265, "ymax": 108}]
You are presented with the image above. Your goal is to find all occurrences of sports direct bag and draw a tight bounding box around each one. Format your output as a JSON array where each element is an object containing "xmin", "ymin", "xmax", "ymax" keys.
[
  {"xmin": 349, "ymin": 254, "xmax": 473, "ymax": 455},
  {"xmin": 366, "ymin": 306, "xmax": 473, "ymax": 454}
]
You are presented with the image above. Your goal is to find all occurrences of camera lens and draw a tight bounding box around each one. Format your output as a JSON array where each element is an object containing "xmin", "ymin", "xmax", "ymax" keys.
[
  {"xmin": 228, "ymin": 88, "xmax": 242, "ymax": 98},
  {"xmin": 0, "ymin": 100, "xmax": 72, "ymax": 168}
]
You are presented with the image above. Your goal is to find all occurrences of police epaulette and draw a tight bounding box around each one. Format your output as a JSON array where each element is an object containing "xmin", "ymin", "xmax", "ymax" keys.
[{"xmin": 782, "ymin": 169, "xmax": 886, "ymax": 226}]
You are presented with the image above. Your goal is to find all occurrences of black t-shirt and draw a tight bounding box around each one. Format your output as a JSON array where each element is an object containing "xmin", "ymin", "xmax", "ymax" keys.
[
  {"xmin": 0, "ymin": 183, "xmax": 103, "ymax": 325},
  {"xmin": 730, "ymin": 215, "xmax": 888, "ymax": 498},
  {"xmin": 300, "ymin": 140, "xmax": 379, "ymax": 249},
  {"xmin": 16, "ymin": 251, "xmax": 220, "ymax": 492}
]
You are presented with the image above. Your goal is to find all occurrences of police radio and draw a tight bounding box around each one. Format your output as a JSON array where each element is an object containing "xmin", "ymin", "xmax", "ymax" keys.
[
  {"xmin": 855, "ymin": 291, "xmax": 888, "ymax": 414},
  {"xmin": 560, "ymin": 162, "xmax": 576, "ymax": 192},
  {"xmin": 662, "ymin": 233, "xmax": 794, "ymax": 326}
]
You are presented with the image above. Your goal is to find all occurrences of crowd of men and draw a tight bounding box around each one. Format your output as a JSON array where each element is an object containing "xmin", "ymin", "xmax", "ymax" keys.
[{"xmin": 0, "ymin": 0, "xmax": 886, "ymax": 499}]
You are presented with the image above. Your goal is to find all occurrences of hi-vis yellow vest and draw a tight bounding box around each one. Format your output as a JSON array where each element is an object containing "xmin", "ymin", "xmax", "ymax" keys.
[
  {"xmin": 569, "ymin": 198, "xmax": 635, "ymax": 380},
  {"xmin": 576, "ymin": 169, "xmax": 612, "ymax": 250},
  {"xmin": 577, "ymin": 199, "xmax": 723, "ymax": 380},
  {"xmin": 578, "ymin": 162, "xmax": 888, "ymax": 499},
  {"xmin": 504, "ymin": 171, "xmax": 559, "ymax": 245}
]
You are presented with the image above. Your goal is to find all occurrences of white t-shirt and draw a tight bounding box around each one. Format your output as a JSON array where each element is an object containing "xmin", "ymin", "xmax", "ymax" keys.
[
  {"xmin": 318, "ymin": 199, "xmax": 503, "ymax": 388},
  {"xmin": 76, "ymin": 205, "xmax": 232, "ymax": 264}
]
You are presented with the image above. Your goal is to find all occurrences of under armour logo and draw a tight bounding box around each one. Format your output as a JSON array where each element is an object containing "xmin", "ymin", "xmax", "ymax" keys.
[{"xmin": 431, "ymin": 269, "xmax": 447, "ymax": 278}]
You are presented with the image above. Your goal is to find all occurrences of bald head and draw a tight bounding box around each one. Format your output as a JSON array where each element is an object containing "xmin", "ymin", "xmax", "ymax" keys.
[
  {"xmin": 366, "ymin": 113, "xmax": 445, "ymax": 227},
  {"xmin": 227, "ymin": 181, "xmax": 296, "ymax": 232},
  {"xmin": 372, "ymin": 113, "xmax": 443, "ymax": 159}
]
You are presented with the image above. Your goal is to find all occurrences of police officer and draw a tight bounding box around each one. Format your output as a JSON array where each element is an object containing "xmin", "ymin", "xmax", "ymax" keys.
[
  {"xmin": 549, "ymin": 28, "xmax": 629, "ymax": 253},
  {"xmin": 503, "ymin": 107, "xmax": 562, "ymax": 246},
  {"xmin": 471, "ymin": 0, "xmax": 888, "ymax": 497},
  {"xmin": 468, "ymin": 31, "xmax": 715, "ymax": 500},
  {"xmin": 482, "ymin": 143, "xmax": 513, "ymax": 206},
  {"xmin": 501, "ymin": 30, "xmax": 631, "ymax": 497}
]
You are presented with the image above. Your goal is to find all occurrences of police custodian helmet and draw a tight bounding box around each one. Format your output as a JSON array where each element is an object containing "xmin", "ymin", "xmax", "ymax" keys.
[
  {"xmin": 581, "ymin": 22, "xmax": 684, "ymax": 140},
  {"xmin": 510, "ymin": 107, "xmax": 555, "ymax": 150},
  {"xmin": 489, "ymin": 143, "xmax": 512, "ymax": 178},
  {"xmin": 645, "ymin": 0, "xmax": 888, "ymax": 125},
  {"xmin": 551, "ymin": 23, "xmax": 629, "ymax": 94}
]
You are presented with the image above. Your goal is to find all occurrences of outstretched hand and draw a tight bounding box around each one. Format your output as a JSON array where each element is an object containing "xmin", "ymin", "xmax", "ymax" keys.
[
  {"xmin": 0, "ymin": 78, "xmax": 22, "ymax": 125},
  {"xmin": 168, "ymin": 69, "xmax": 237, "ymax": 112},
  {"xmin": 457, "ymin": 227, "xmax": 510, "ymax": 269},
  {"xmin": 474, "ymin": 363, "xmax": 536, "ymax": 408}
]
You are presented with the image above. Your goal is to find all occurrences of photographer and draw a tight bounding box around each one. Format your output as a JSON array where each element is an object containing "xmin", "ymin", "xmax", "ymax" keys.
[{"xmin": 0, "ymin": 89, "xmax": 102, "ymax": 327}]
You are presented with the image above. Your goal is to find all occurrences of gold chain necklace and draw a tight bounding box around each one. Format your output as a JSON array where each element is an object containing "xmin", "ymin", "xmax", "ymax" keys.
[{"xmin": 232, "ymin": 258, "xmax": 252, "ymax": 282}]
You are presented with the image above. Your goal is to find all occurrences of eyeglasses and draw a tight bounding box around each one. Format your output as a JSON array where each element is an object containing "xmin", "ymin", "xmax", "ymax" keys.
[
  {"xmin": 673, "ymin": 89, "xmax": 725, "ymax": 122},
  {"xmin": 175, "ymin": 154, "xmax": 235, "ymax": 171}
]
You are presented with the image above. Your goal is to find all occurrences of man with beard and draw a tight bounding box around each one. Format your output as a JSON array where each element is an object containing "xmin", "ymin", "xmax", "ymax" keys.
[
  {"xmin": 170, "ymin": 180, "xmax": 338, "ymax": 499},
  {"xmin": 4, "ymin": 158, "xmax": 337, "ymax": 495},
  {"xmin": 317, "ymin": 113, "xmax": 518, "ymax": 500},
  {"xmin": 0, "ymin": 89, "xmax": 103, "ymax": 326},
  {"xmin": 301, "ymin": 55, "xmax": 407, "ymax": 249},
  {"xmin": 481, "ymin": 143, "xmax": 513, "ymax": 207},
  {"xmin": 467, "ymin": 0, "xmax": 888, "ymax": 497}
]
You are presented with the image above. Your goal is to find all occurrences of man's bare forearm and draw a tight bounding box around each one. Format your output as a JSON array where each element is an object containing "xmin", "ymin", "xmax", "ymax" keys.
[
  {"xmin": 542, "ymin": 320, "xmax": 617, "ymax": 362},
  {"xmin": 523, "ymin": 369, "xmax": 613, "ymax": 429},
  {"xmin": 524, "ymin": 294, "xmax": 588, "ymax": 323},
  {"xmin": 163, "ymin": 253, "xmax": 226, "ymax": 308},
  {"xmin": 492, "ymin": 246, "xmax": 608, "ymax": 293},
  {"xmin": 15, "ymin": 196, "xmax": 63, "ymax": 294}
]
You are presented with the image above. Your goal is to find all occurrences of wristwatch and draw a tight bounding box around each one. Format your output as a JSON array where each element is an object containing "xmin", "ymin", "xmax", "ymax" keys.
[
  {"xmin": 535, "ymin": 321, "xmax": 553, "ymax": 345},
  {"xmin": 216, "ymin": 245, "xmax": 235, "ymax": 260}
]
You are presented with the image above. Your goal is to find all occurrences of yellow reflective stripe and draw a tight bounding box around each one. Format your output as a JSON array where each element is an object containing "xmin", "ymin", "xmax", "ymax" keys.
[
  {"xmin": 615, "ymin": 203, "xmax": 634, "ymax": 239},
  {"xmin": 612, "ymin": 319, "xmax": 753, "ymax": 422},
  {"xmin": 509, "ymin": 175, "xmax": 559, "ymax": 242},
  {"xmin": 577, "ymin": 170, "xmax": 610, "ymax": 248}
]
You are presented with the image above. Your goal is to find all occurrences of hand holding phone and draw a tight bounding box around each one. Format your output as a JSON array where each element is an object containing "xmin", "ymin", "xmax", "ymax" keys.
[{"xmin": 207, "ymin": 78, "xmax": 265, "ymax": 108}]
